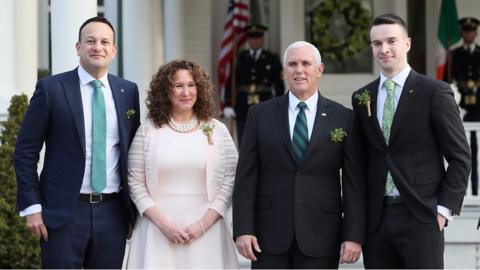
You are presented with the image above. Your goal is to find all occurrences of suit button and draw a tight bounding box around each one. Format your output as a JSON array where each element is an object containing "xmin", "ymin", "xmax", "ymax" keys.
[{"xmin": 296, "ymin": 172, "xmax": 301, "ymax": 176}]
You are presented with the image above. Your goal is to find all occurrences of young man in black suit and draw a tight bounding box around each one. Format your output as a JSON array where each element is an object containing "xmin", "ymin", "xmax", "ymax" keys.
[
  {"xmin": 233, "ymin": 41, "xmax": 366, "ymax": 268},
  {"xmin": 352, "ymin": 13, "xmax": 471, "ymax": 268}
]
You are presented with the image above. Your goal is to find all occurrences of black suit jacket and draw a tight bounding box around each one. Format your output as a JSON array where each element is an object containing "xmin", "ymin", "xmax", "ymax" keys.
[
  {"xmin": 352, "ymin": 70, "xmax": 470, "ymax": 233},
  {"xmin": 233, "ymin": 92, "xmax": 366, "ymax": 257},
  {"xmin": 14, "ymin": 68, "xmax": 141, "ymax": 229}
]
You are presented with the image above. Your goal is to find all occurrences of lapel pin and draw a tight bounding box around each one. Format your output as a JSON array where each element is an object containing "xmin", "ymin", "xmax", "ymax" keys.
[
  {"xmin": 321, "ymin": 113, "xmax": 327, "ymax": 116},
  {"xmin": 409, "ymin": 89, "xmax": 414, "ymax": 94},
  {"xmin": 121, "ymin": 89, "xmax": 125, "ymax": 93}
]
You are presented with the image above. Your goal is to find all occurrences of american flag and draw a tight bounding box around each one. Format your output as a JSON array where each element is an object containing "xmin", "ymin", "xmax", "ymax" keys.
[{"xmin": 217, "ymin": 0, "xmax": 250, "ymax": 110}]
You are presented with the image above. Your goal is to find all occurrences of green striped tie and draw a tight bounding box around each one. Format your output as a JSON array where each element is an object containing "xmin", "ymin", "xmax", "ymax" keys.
[
  {"xmin": 91, "ymin": 80, "xmax": 107, "ymax": 193},
  {"xmin": 382, "ymin": 79, "xmax": 395, "ymax": 194},
  {"xmin": 292, "ymin": 102, "xmax": 309, "ymax": 163}
]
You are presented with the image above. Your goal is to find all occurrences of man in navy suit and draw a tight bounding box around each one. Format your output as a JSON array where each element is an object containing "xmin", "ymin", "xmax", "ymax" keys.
[
  {"xmin": 14, "ymin": 17, "xmax": 140, "ymax": 268},
  {"xmin": 352, "ymin": 14, "xmax": 470, "ymax": 268}
]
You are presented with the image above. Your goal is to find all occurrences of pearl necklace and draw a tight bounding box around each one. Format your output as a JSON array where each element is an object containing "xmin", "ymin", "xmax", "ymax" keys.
[{"xmin": 168, "ymin": 116, "xmax": 199, "ymax": 133}]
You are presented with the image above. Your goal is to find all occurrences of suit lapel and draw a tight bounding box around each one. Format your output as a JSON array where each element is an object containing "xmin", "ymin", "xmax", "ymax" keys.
[
  {"xmin": 389, "ymin": 70, "xmax": 419, "ymax": 143},
  {"xmin": 303, "ymin": 93, "xmax": 330, "ymax": 162},
  {"xmin": 109, "ymin": 75, "xmax": 127, "ymax": 147},
  {"xmin": 365, "ymin": 79, "xmax": 387, "ymax": 148},
  {"xmin": 274, "ymin": 94, "xmax": 297, "ymax": 164},
  {"xmin": 63, "ymin": 69, "xmax": 86, "ymax": 155}
]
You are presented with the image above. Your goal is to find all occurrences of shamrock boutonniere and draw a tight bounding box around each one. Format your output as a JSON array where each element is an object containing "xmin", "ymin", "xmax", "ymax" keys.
[
  {"xmin": 126, "ymin": 109, "xmax": 136, "ymax": 120},
  {"xmin": 330, "ymin": 128, "xmax": 347, "ymax": 143},
  {"xmin": 354, "ymin": 89, "xmax": 372, "ymax": 117},
  {"xmin": 200, "ymin": 121, "xmax": 215, "ymax": 145}
]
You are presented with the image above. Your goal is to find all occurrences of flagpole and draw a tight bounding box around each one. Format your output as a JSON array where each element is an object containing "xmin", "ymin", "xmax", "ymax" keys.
[
  {"xmin": 446, "ymin": 48, "xmax": 453, "ymax": 83},
  {"xmin": 229, "ymin": 27, "xmax": 238, "ymax": 139},
  {"xmin": 231, "ymin": 38, "xmax": 238, "ymax": 108}
]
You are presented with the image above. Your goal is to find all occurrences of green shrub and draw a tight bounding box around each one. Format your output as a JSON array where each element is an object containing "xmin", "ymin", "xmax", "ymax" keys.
[
  {"xmin": 0, "ymin": 94, "xmax": 41, "ymax": 268},
  {"xmin": 37, "ymin": 69, "xmax": 51, "ymax": 79}
]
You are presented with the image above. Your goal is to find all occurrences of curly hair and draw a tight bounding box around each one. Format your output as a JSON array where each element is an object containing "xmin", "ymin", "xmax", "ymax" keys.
[{"xmin": 146, "ymin": 60, "xmax": 215, "ymax": 128}]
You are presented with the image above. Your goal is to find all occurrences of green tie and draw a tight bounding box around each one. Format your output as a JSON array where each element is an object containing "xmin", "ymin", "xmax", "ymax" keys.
[
  {"xmin": 91, "ymin": 80, "xmax": 107, "ymax": 193},
  {"xmin": 382, "ymin": 79, "xmax": 396, "ymax": 194},
  {"xmin": 292, "ymin": 102, "xmax": 309, "ymax": 163}
]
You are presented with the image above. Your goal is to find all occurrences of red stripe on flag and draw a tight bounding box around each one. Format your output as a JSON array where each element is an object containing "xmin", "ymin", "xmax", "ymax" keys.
[{"xmin": 217, "ymin": 0, "xmax": 250, "ymax": 111}]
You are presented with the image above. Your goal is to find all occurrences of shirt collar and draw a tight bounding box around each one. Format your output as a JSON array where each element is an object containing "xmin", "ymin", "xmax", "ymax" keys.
[
  {"xmin": 464, "ymin": 43, "xmax": 476, "ymax": 52},
  {"xmin": 379, "ymin": 65, "xmax": 411, "ymax": 89},
  {"xmin": 78, "ymin": 65, "xmax": 110, "ymax": 89},
  {"xmin": 250, "ymin": 48, "xmax": 263, "ymax": 54},
  {"xmin": 288, "ymin": 90, "xmax": 318, "ymax": 113}
]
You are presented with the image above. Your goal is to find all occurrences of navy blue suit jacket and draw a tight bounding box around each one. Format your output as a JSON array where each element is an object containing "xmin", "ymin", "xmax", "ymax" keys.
[{"xmin": 14, "ymin": 68, "xmax": 141, "ymax": 229}]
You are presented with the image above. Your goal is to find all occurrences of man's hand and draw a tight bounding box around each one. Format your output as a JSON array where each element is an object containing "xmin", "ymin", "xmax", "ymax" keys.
[
  {"xmin": 223, "ymin": 107, "xmax": 236, "ymax": 118},
  {"xmin": 437, "ymin": 214, "xmax": 447, "ymax": 231},
  {"xmin": 339, "ymin": 241, "xmax": 361, "ymax": 264},
  {"xmin": 235, "ymin": 235, "xmax": 261, "ymax": 261},
  {"xmin": 25, "ymin": 213, "xmax": 48, "ymax": 241}
]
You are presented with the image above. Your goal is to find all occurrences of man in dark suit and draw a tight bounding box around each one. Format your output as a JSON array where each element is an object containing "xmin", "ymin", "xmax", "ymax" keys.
[
  {"xmin": 352, "ymin": 13, "xmax": 470, "ymax": 268},
  {"xmin": 14, "ymin": 17, "xmax": 140, "ymax": 268},
  {"xmin": 450, "ymin": 17, "xmax": 480, "ymax": 195},
  {"xmin": 233, "ymin": 41, "xmax": 366, "ymax": 269},
  {"xmin": 224, "ymin": 24, "xmax": 285, "ymax": 143}
]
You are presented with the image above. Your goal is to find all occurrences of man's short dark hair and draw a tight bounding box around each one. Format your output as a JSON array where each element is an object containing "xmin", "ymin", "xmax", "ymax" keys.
[
  {"xmin": 78, "ymin": 16, "xmax": 116, "ymax": 43},
  {"xmin": 371, "ymin": 13, "xmax": 408, "ymax": 34}
]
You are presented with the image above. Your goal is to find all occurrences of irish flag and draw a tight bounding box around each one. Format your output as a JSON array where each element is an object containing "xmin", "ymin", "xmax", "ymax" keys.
[{"xmin": 435, "ymin": 0, "xmax": 461, "ymax": 80}]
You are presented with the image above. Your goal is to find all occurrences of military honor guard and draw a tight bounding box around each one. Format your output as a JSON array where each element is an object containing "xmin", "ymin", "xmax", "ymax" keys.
[
  {"xmin": 451, "ymin": 17, "xmax": 480, "ymax": 195},
  {"xmin": 224, "ymin": 24, "xmax": 285, "ymax": 143}
]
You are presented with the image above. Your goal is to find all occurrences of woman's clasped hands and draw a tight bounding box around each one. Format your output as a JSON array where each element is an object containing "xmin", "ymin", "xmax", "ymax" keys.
[{"xmin": 158, "ymin": 219, "xmax": 205, "ymax": 245}]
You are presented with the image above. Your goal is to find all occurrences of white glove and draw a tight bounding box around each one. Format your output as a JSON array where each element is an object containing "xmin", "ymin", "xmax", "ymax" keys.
[{"xmin": 223, "ymin": 107, "xmax": 236, "ymax": 118}]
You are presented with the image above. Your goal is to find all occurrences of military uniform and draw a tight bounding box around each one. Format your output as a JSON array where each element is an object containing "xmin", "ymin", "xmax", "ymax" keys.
[
  {"xmin": 451, "ymin": 45, "xmax": 480, "ymax": 119},
  {"xmin": 451, "ymin": 17, "xmax": 480, "ymax": 195},
  {"xmin": 224, "ymin": 24, "xmax": 285, "ymax": 143},
  {"xmin": 225, "ymin": 49, "xmax": 284, "ymax": 121}
]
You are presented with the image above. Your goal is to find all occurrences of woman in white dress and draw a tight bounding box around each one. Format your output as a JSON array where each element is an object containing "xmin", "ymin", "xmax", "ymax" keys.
[{"xmin": 126, "ymin": 60, "xmax": 238, "ymax": 268}]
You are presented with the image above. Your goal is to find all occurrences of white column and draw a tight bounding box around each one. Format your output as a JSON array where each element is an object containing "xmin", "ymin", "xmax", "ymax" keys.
[
  {"xmin": 103, "ymin": 0, "xmax": 119, "ymax": 75},
  {"xmin": 37, "ymin": 0, "xmax": 50, "ymax": 70},
  {"xmin": 15, "ymin": 0, "xmax": 38, "ymax": 97},
  {"xmin": 279, "ymin": 0, "xmax": 305, "ymax": 54},
  {"xmin": 163, "ymin": 0, "xmax": 185, "ymax": 61},
  {"xmin": 50, "ymin": 0, "xmax": 96, "ymax": 74},
  {"xmin": 0, "ymin": 0, "xmax": 16, "ymax": 114},
  {"xmin": 122, "ymin": 0, "xmax": 162, "ymax": 118}
]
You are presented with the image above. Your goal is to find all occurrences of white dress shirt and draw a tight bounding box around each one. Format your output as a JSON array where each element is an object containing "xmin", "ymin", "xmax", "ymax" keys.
[
  {"xmin": 376, "ymin": 65, "xmax": 452, "ymax": 220},
  {"xmin": 288, "ymin": 91, "xmax": 318, "ymax": 140},
  {"xmin": 465, "ymin": 43, "xmax": 476, "ymax": 54},
  {"xmin": 20, "ymin": 66, "xmax": 121, "ymax": 216},
  {"xmin": 250, "ymin": 48, "xmax": 263, "ymax": 61}
]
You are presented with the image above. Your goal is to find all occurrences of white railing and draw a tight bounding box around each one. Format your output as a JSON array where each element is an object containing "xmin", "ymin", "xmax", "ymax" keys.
[{"xmin": 462, "ymin": 122, "xmax": 480, "ymax": 206}]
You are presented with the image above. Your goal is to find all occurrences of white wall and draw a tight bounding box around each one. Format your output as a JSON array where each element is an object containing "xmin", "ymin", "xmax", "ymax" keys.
[{"xmin": 185, "ymin": 0, "xmax": 212, "ymax": 74}]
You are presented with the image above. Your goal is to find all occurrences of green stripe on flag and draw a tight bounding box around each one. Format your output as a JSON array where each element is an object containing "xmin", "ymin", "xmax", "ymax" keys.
[{"xmin": 438, "ymin": 0, "xmax": 461, "ymax": 48}]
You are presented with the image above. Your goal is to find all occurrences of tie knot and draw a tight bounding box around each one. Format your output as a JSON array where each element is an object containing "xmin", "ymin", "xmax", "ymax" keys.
[
  {"xmin": 383, "ymin": 79, "xmax": 395, "ymax": 93},
  {"xmin": 297, "ymin": 102, "xmax": 307, "ymax": 111},
  {"xmin": 91, "ymin": 80, "xmax": 102, "ymax": 90}
]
